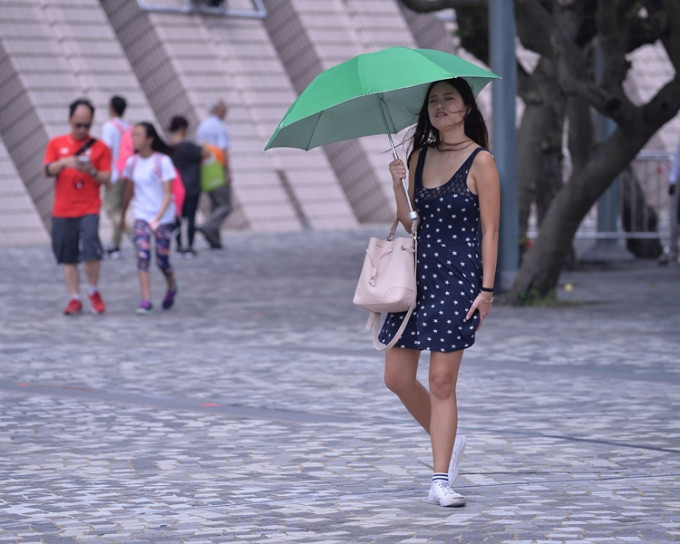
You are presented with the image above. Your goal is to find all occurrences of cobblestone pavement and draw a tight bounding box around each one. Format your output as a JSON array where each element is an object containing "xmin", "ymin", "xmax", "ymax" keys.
[{"xmin": 0, "ymin": 229, "xmax": 679, "ymax": 544}]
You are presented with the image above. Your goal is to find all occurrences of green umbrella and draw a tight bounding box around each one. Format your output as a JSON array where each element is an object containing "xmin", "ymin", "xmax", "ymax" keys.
[
  {"xmin": 265, "ymin": 46, "xmax": 500, "ymax": 218},
  {"xmin": 265, "ymin": 46, "xmax": 499, "ymax": 152}
]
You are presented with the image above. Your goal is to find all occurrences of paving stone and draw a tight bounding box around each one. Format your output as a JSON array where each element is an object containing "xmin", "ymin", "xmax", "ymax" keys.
[{"xmin": 0, "ymin": 230, "xmax": 678, "ymax": 542}]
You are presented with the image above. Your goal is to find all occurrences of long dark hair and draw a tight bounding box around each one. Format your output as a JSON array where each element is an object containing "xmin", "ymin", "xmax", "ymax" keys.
[
  {"xmin": 407, "ymin": 78, "xmax": 489, "ymax": 165},
  {"xmin": 136, "ymin": 122, "xmax": 172, "ymax": 155}
]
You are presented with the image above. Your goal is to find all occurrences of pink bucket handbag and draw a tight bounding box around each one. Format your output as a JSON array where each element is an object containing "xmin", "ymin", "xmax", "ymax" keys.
[{"xmin": 353, "ymin": 217, "xmax": 418, "ymax": 350}]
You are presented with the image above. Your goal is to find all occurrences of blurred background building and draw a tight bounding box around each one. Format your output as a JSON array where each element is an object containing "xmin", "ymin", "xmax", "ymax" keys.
[{"xmin": 0, "ymin": 0, "xmax": 677, "ymax": 247}]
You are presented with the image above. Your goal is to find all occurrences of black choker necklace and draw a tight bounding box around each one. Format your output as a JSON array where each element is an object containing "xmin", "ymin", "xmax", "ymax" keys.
[{"xmin": 437, "ymin": 140, "xmax": 473, "ymax": 151}]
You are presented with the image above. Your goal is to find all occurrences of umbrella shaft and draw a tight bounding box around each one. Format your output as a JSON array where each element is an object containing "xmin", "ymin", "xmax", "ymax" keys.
[{"xmin": 377, "ymin": 94, "xmax": 418, "ymax": 220}]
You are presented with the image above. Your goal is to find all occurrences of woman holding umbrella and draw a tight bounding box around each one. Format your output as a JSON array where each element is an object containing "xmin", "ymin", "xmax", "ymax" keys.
[
  {"xmin": 265, "ymin": 46, "xmax": 500, "ymax": 507},
  {"xmin": 379, "ymin": 77, "xmax": 500, "ymax": 507}
]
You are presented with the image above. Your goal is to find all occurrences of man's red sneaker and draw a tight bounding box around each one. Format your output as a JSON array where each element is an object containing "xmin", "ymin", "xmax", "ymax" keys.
[
  {"xmin": 63, "ymin": 298, "xmax": 83, "ymax": 315},
  {"xmin": 88, "ymin": 291, "xmax": 106, "ymax": 314}
]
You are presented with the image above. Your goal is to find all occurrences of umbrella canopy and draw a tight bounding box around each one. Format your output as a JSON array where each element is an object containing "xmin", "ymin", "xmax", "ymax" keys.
[{"xmin": 265, "ymin": 46, "xmax": 499, "ymax": 151}]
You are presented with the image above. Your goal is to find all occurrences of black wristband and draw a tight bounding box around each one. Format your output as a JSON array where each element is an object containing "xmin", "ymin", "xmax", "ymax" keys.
[{"xmin": 480, "ymin": 286, "xmax": 494, "ymax": 292}]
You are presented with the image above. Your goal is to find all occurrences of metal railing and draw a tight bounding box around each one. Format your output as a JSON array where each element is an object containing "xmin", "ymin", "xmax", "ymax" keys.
[
  {"xmin": 524, "ymin": 151, "xmax": 676, "ymax": 257},
  {"xmin": 136, "ymin": 0, "xmax": 267, "ymax": 19},
  {"xmin": 575, "ymin": 151, "xmax": 674, "ymax": 242}
]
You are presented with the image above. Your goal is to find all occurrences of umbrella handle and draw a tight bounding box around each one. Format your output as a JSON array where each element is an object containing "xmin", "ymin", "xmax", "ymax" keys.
[{"xmin": 397, "ymin": 176, "xmax": 419, "ymax": 222}]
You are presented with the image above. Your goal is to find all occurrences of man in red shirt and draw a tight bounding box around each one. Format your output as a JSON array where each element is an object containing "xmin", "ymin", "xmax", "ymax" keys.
[{"xmin": 43, "ymin": 98, "xmax": 112, "ymax": 315}]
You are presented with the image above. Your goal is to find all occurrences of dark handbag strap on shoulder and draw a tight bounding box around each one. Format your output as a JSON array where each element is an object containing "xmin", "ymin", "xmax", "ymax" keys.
[
  {"xmin": 74, "ymin": 138, "xmax": 96, "ymax": 156},
  {"xmin": 369, "ymin": 216, "xmax": 419, "ymax": 351}
]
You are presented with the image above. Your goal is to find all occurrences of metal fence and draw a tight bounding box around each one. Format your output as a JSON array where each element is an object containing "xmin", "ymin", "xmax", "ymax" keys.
[
  {"xmin": 525, "ymin": 151, "xmax": 676, "ymax": 257},
  {"xmin": 566, "ymin": 151, "xmax": 674, "ymax": 242}
]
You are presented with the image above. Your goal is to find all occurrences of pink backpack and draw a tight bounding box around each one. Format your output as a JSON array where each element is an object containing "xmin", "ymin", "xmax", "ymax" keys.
[
  {"xmin": 114, "ymin": 121, "xmax": 135, "ymax": 176},
  {"xmin": 129, "ymin": 153, "xmax": 185, "ymax": 218}
]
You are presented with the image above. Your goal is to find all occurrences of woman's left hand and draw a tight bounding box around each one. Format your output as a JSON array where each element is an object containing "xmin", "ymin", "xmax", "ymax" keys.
[{"xmin": 466, "ymin": 293, "xmax": 493, "ymax": 330}]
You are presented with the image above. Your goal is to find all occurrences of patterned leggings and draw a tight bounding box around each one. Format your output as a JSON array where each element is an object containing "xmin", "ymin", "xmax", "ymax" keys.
[{"xmin": 133, "ymin": 219, "xmax": 174, "ymax": 275}]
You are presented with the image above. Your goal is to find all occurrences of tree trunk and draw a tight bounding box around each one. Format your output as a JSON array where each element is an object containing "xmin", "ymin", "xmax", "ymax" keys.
[
  {"xmin": 508, "ymin": 128, "xmax": 656, "ymax": 301},
  {"xmin": 517, "ymin": 57, "xmax": 566, "ymax": 234},
  {"xmin": 507, "ymin": 189, "xmax": 578, "ymax": 300},
  {"xmin": 621, "ymin": 170, "xmax": 664, "ymax": 258},
  {"xmin": 516, "ymin": 89, "xmax": 543, "ymax": 253}
]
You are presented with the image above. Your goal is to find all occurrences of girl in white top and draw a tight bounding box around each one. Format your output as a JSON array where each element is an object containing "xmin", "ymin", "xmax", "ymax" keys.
[{"xmin": 121, "ymin": 122, "xmax": 178, "ymax": 314}]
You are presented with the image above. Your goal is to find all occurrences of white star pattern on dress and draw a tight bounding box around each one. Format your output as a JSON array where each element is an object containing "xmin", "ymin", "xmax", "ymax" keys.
[{"xmin": 378, "ymin": 146, "xmax": 485, "ymax": 353}]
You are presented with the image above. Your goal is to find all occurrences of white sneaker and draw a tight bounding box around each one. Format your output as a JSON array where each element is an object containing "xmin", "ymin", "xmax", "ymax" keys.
[
  {"xmin": 106, "ymin": 247, "xmax": 121, "ymax": 260},
  {"xmin": 448, "ymin": 434, "xmax": 466, "ymax": 485},
  {"xmin": 427, "ymin": 480, "xmax": 466, "ymax": 507}
]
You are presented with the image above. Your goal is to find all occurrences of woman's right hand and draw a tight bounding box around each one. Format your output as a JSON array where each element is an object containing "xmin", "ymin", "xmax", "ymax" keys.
[{"xmin": 389, "ymin": 158, "xmax": 407, "ymax": 186}]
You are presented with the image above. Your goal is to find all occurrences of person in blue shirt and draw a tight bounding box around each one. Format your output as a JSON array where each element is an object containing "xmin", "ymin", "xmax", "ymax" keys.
[{"xmin": 196, "ymin": 100, "xmax": 233, "ymax": 249}]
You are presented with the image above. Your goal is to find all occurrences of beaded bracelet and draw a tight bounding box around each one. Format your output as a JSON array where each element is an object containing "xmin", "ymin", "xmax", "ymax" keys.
[{"xmin": 480, "ymin": 294, "xmax": 494, "ymax": 303}]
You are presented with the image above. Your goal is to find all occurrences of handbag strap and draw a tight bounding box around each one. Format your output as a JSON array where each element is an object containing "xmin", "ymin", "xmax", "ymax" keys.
[
  {"xmin": 368, "ymin": 216, "xmax": 419, "ymax": 351},
  {"xmin": 368, "ymin": 290, "xmax": 417, "ymax": 350},
  {"xmin": 73, "ymin": 138, "xmax": 96, "ymax": 156}
]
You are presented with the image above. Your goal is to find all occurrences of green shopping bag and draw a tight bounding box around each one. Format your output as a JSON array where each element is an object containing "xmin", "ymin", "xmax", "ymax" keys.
[{"xmin": 200, "ymin": 156, "xmax": 226, "ymax": 192}]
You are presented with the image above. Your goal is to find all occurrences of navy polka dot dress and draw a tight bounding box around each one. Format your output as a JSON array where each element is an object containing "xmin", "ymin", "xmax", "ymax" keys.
[{"xmin": 378, "ymin": 146, "xmax": 486, "ymax": 353}]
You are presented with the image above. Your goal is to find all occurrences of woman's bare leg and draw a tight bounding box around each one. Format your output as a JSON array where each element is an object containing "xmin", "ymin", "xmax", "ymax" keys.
[
  {"xmin": 137, "ymin": 270, "xmax": 151, "ymax": 301},
  {"xmin": 428, "ymin": 350, "xmax": 463, "ymax": 474},
  {"xmin": 384, "ymin": 347, "xmax": 431, "ymax": 432}
]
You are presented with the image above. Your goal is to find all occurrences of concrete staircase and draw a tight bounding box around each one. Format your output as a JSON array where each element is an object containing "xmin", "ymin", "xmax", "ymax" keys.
[{"xmin": 0, "ymin": 0, "xmax": 160, "ymax": 245}]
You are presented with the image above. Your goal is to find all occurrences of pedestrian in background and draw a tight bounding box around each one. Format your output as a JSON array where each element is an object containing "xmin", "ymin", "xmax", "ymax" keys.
[
  {"xmin": 380, "ymin": 78, "xmax": 500, "ymax": 507},
  {"xmin": 120, "ymin": 122, "xmax": 178, "ymax": 315},
  {"xmin": 101, "ymin": 95, "xmax": 131, "ymax": 259},
  {"xmin": 662, "ymin": 141, "xmax": 680, "ymax": 264},
  {"xmin": 42, "ymin": 98, "xmax": 111, "ymax": 315},
  {"xmin": 196, "ymin": 99, "xmax": 232, "ymax": 249},
  {"xmin": 168, "ymin": 115, "xmax": 209, "ymax": 258}
]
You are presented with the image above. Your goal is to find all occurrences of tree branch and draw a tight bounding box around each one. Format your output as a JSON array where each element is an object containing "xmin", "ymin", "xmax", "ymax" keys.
[
  {"xmin": 621, "ymin": 0, "xmax": 667, "ymax": 52},
  {"xmin": 514, "ymin": 0, "xmax": 556, "ymax": 58},
  {"xmin": 639, "ymin": 74, "xmax": 680, "ymax": 131},
  {"xmin": 662, "ymin": 0, "xmax": 680, "ymax": 72},
  {"xmin": 596, "ymin": 0, "xmax": 628, "ymax": 90}
]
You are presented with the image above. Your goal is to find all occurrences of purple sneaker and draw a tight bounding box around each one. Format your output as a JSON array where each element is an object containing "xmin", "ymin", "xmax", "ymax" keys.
[
  {"xmin": 136, "ymin": 300, "xmax": 152, "ymax": 315},
  {"xmin": 162, "ymin": 286, "xmax": 178, "ymax": 310}
]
